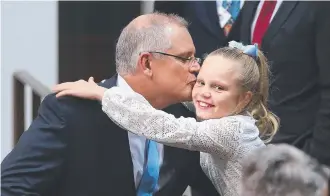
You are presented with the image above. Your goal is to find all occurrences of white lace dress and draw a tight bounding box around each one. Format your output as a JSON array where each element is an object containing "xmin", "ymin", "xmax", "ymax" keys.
[{"xmin": 101, "ymin": 87, "xmax": 265, "ymax": 196}]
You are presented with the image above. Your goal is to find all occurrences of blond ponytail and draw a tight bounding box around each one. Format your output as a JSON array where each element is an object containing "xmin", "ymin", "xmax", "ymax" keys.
[{"xmin": 249, "ymin": 51, "xmax": 279, "ymax": 143}]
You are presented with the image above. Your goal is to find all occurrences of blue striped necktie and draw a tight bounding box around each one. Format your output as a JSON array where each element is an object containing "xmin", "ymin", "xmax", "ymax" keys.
[
  {"xmin": 223, "ymin": 0, "xmax": 240, "ymax": 21},
  {"xmin": 222, "ymin": 0, "xmax": 241, "ymax": 36},
  {"xmin": 136, "ymin": 140, "xmax": 160, "ymax": 196}
]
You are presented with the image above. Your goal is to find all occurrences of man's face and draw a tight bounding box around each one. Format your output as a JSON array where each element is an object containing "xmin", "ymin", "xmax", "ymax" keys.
[{"xmin": 150, "ymin": 26, "xmax": 200, "ymax": 103}]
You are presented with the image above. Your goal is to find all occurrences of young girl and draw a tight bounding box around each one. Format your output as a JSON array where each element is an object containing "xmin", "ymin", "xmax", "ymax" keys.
[{"xmin": 53, "ymin": 41, "xmax": 279, "ymax": 196}]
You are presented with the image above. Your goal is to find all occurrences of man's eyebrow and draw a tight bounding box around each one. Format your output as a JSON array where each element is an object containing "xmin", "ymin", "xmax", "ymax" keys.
[{"xmin": 176, "ymin": 51, "xmax": 194, "ymax": 57}]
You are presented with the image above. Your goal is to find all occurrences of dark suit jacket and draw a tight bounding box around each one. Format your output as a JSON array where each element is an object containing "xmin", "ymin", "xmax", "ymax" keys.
[
  {"xmin": 1, "ymin": 75, "xmax": 218, "ymax": 196},
  {"xmin": 238, "ymin": 1, "xmax": 330, "ymax": 166},
  {"xmin": 154, "ymin": 1, "xmax": 241, "ymax": 59}
]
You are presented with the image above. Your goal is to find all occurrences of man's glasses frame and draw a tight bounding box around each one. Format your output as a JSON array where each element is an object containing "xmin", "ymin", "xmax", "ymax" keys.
[{"xmin": 142, "ymin": 51, "xmax": 202, "ymax": 65}]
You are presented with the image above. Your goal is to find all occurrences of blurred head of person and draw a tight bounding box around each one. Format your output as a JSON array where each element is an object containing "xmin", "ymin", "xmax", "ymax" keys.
[
  {"xmin": 116, "ymin": 12, "xmax": 200, "ymax": 109},
  {"xmin": 241, "ymin": 144, "xmax": 330, "ymax": 196},
  {"xmin": 192, "ymin": 41, "xmax": 278, "ymax": 142}
]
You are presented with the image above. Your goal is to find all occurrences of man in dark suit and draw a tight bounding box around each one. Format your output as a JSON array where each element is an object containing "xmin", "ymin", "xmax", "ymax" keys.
[
  {"xmin": 154, "ymin": 1, "xmax": 243, "ymax": 59},
  {"xmin": 237, "ymin": 1, "xmax": 330, "ymax": 166},
  {"xmin": 1, "ymin": 13, "xmax": 218, "ymax": 196}
]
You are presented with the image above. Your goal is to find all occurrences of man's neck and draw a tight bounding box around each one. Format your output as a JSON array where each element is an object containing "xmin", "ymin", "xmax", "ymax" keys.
[{"xmin": 121, "ymin": 75, "xmax": 173, "ymax": 109}]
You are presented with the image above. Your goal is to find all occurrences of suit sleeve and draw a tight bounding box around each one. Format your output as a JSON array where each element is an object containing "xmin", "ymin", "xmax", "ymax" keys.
[
  {"xmin": 306, "ymin": 2, "xmax": 330, "ymax": 166},
  {"xmin": 1, "ymin": 94, "xmax": 69, "ymax": 196}
]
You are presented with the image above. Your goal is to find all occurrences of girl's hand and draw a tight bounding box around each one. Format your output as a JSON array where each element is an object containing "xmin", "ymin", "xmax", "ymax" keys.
[{"xmin": 52, "ymin": 77, "xmax": 106, "ymax": 101}]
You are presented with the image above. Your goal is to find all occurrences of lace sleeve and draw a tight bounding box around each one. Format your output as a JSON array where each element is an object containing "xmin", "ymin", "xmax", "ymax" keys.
[{"xmin": 102, "ymin": 87, "xmax": 243, "ymax": 159}]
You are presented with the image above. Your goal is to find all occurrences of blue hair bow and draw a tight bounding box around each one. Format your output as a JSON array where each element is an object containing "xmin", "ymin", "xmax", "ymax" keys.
[{"xmin": 228, "ymin": 41, "xmax": 258, "ymax": 60}]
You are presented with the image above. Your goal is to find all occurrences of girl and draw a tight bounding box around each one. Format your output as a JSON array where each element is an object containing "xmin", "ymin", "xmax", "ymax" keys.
[{"xmin": 53, "ymin": 41, "xmax": 279, "ymax": 196}]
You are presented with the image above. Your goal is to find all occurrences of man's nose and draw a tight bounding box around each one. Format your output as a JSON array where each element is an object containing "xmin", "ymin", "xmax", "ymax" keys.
[{"xmin": 189, "ymin": 61, "xmax": 201, "ymax": 74}]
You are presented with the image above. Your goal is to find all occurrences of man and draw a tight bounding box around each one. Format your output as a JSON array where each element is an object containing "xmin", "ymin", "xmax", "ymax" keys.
[
  {"xmin": 1, "ymin": 13, "xmax": 218, "ymax": 196},
  {"xmin": 154, "ymin": 1, "xmax": 243, "ymax": 59},
  {"xmin": 237, "ymin": 1, "xmax": 330, "ymax": 165}
]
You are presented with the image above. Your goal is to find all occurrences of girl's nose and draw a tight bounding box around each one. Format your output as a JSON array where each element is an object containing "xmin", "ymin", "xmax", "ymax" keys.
[{"xmin": 201, "ymin": 89, "xmax": 211, "ymax": 98}]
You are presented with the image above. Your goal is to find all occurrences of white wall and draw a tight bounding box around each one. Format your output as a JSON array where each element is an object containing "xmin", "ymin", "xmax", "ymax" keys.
[{"xmin": 1, "ymin": 1, "xmax": 58, "ymax": 160}]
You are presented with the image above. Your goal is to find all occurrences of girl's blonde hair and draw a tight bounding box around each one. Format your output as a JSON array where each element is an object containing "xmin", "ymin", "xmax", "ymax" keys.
[{"xmin": 209, "ymin": 45, "xmax": 279, "ymax": 143}]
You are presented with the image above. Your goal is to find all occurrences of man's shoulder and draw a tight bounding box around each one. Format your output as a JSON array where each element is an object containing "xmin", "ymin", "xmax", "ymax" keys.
[
  {"xmin": 40, "ymin": 94, "xmax": 119, "ymax": 139},
  {"xmin": 43, "ymin": 93, "xmax": 99, "ymax": 107},
  {"xmin": 41, "ymin": 93, "xmax": 102, "ymax": 120}
]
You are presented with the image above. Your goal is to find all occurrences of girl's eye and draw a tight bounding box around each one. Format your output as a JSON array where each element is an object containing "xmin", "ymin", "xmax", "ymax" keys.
[
  {"xmin": 213, "ymin": 85, "xmax": 223, "ymax": 91},
  {"xmin": 196, "ymin": 80, "xmax": 205, "ymax": 86}
]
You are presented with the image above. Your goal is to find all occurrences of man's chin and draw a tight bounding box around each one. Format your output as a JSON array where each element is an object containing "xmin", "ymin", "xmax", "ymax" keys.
[
  {"xmin": 170, "ymin": 89, "xmax": 192, "ymax": 104},
  {"xmin": 179, "ymin": 93, "xmax": 193, "ymax": 102},
  {"xmin": 183, "ymin": 97, "xmax": 193, "ymax": 102},
  {"xmin": 183, "ymin": 89, "xmax": 193, "ymax": 101}
]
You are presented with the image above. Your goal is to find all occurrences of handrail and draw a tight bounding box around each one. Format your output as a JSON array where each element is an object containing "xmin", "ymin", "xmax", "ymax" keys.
[
  {"xmin": 13, "ymin": 71, "xmax": 51, "ymax": 97},
  {"xmin": 13, "ymin": 70, "xmax": 51, "ymax": 145}
]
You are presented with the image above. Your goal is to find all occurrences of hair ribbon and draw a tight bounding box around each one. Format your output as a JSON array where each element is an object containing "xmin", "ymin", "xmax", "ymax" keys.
[{"xmin": 228, "ymin": 41, "xmax": 258, "ymax": 60}]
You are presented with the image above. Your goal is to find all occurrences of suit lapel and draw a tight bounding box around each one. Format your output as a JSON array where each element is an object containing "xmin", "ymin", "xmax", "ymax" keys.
[
  {"xmin": 99, "ymin": 74, "xmax": 137, "ymax": 193},
  {"xmin": 262, "ymin": 1, "xmax": 298, "ymax": 46},
  {"xmin": 240, "ymin": 1, "xmax": 260, "ymax": 44},
  {"xmin": 99, "ymin": 74, "xmax": 118, "ymax": 88},
  {"xmin": 194, "ymin": 1, "xmax": 223, "ymax": 39}
]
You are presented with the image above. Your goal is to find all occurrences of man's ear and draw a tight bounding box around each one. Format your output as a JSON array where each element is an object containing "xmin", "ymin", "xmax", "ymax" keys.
[{"xmin": 138, "ymin": 52, "xmax": 153, "ymax": 77}]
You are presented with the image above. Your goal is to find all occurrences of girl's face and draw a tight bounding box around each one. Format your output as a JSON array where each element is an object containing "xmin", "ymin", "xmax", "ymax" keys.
[{"xmin": 192, "ymin": 55, "xmax": 251, "ymax": 120}]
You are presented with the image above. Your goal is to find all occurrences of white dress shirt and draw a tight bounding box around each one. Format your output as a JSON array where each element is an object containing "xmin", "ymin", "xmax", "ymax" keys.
[{"xmin": 116, "ymin": 75, "xmax": 164, "ymax": 187}]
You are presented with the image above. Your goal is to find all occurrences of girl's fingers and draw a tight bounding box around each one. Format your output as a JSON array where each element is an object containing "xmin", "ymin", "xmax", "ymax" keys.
[
  {"xmin": 55, "ymin": 89, "xmax": 75, "ymax": 98},
  {"xmin": 52, "ymin": 82, "xmax": 75, "ymax": 92}
]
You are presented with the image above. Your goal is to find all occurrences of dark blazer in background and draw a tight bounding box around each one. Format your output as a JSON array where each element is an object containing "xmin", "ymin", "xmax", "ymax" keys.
[
  {"xmin": 1, "ymin": 75, "xmax": 218, "ymax": 196},
  {"xmin": 239, "ymin": 1, "xmax": 330, "ymax": 166},
  {"xmin": 154, "ymin": 1, "xmax": 241, "ymax": 59}
]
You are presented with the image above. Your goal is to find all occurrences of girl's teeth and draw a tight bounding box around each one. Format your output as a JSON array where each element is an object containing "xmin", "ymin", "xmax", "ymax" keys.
[{"xmin": 199, "ymin": 102, "xmax": 210, "ymax": 107}]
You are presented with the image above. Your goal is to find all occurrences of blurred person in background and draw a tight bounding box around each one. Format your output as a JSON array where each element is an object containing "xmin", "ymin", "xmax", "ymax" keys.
[
  {"xmin": 154, "ymin": 1, "xmax": 244, "ymax": 59},
  {"xmin": 1, "ymin": 13, "xmax": 218, "ymax": 196},
  {"xmin": 241, "ymin": 144, "xmax": 330, "ymax": 196},
  {"xmin": 237, "ymin": 1, "xmax": 330, "ymax": 166}
]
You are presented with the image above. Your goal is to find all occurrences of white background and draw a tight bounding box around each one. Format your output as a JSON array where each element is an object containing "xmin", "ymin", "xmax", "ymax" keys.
[{"xmin": 1, "ymin": 1, "xmax": 58, "ymax": 160}]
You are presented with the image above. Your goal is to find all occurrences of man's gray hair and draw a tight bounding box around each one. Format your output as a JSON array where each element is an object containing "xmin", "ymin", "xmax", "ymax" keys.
[
  {"xmin": 115, "ymin": 12, "xmax": 188, "ymax": 75},
  {"xmin": 241, "ymin": 144, "xmax": 330, "ymax": 196}
]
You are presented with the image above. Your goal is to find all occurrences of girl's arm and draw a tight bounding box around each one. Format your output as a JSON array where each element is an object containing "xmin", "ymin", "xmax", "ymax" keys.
[{"xmin": 102, "ymin": 87, "xmax": 245, "ymax": 159}]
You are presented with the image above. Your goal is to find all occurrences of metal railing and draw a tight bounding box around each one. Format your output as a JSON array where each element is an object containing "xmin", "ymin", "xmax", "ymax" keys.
[{"xmin": 13, "ymin": 71, "xmax": 51, "ymax": 145}]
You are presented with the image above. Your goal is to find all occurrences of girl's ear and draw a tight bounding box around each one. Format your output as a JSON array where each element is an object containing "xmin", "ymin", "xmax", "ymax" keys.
[{"xmin": 239, "ymin": 91, "xmax": 253, "ymax": 111}]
